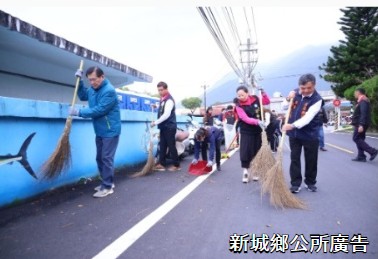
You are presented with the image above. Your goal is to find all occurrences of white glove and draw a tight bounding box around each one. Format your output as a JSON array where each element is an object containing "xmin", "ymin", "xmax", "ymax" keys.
[
  {"xmin": 206, "ymin": 161, "xmax": 213, "ymax": 167},
  {"xmin": 192, "ymin": 159, "xmax": 198, "ymax": 165},
  {"xmin": 257, "ymin": 120, "xmax": 266, "ymax": 130},
  {"xmin": 75, "ymin": 69, "xmax": 83, "ymax": 78},
  {"xmin": 69, "ymin": 107, "xmax": 79, "ymax": 116}
]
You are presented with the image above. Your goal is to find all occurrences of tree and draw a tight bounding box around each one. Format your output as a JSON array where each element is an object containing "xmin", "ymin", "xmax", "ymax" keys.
[
  {"xmin": 181, "ymin": 97, "xmax": 202, "ymax": 114},
  {"xmin": 120, "ymin": 86, "xmax": 130, "ymax": 91},
  {"xmin": 319, "ymin": 7, "xmax": 378, "ymax": 97},
  {"xmin": 344, "ymin": 75, "xmax": 378, "ymax": 129}
]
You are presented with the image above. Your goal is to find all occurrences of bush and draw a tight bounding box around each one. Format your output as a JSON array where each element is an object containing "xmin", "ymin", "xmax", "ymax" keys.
[{"xmin": 344, "ymin": 75, "xmax": 378, "ymax": 130}]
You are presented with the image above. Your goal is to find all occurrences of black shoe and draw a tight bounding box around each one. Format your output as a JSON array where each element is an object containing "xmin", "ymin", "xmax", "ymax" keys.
[
  {"xmin": 320, "ymin": 147, "xmax": 327, "ymax": 151},
  {"xmin": 370, "ymin": 150, "xmax": 378, "ymax": 161},
  {"xmin": 351, "ymin": 157, "xmax": 367, "ymax": 162},
  {"xmin": 305, "ymin": 184, "xmax": 317, "ymax": 192},
  {"xmin": 216, "ymin": 165, "xmax": 221, "ymax": 171},
  {"xmin": 290, "ymin": 186, "xmax": 301, "ymax": 193}
]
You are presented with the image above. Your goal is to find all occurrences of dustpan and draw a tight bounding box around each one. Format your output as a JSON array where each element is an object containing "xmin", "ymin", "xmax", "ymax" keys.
[{"xmin": 188, "ymin": 160, "xmax": 212, "ymax": 175}]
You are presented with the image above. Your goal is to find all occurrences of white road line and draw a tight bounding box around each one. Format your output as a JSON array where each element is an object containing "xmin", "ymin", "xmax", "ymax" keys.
[
  {"xmin": 325, "ymin": 143, "xmax": 354, "ymax": 154},
  {"xmin": 92, "ymin": 148, "xmax": 239, "ymax": 259},
  {"xmin": 280, "ymin": 136, "xmax": 356, "ymax": 154}
]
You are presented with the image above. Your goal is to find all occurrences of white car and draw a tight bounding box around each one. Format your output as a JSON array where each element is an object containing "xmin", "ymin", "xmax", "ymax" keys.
[{"xmin": 327, "ymin": 120, "xmax": 335, "ymax": 126}]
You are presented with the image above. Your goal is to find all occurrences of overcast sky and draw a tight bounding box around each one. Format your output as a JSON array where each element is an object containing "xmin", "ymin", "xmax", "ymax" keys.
[{"xmin": 1, "ymin": 3, "xmax": 351, "ymax": 102}]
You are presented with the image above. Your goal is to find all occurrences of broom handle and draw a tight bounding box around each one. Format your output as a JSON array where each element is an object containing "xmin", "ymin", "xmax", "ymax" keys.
[
  {"xmin": 70, "ymin": 60, "xmax": 84, "ymax": 109},
  {"xmin": 225, "ymin": 132, "xmax": 239, "ymax": 153},
  {"xmin": 259, "ymin": 89, "xmax": 264, "ymax": 121},
  {"xmin": 278, "ymin": 98, "xmax": 294, "ymax": 148},
  {"xmin": 150, "ymin": 105, "xmax": 155, "ymax": 129},
  {"xmin": 149, "ymin": 104, "xmax": 156, "ymax": 142}
]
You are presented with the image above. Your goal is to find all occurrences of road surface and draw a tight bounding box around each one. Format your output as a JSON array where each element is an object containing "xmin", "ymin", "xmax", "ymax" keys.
[{"xmin": 0, "ymin": 128, "xmax": 377, "ymax": 259}]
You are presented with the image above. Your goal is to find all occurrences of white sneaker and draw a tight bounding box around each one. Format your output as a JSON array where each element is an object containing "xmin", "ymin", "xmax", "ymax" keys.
[
  {"xmin": 252, "ymin": 176, "xmax": 259, "ymax": 181},
  {"xmin": 94, "ymin": 184, "xmax": 115, "ymax": 192},
  {"xmin": 242, "ymin": 169, "xmax": 249, "ymax": 183},
  {"xmin": 93, "ymin": 188, "xmax": 114, "ymax": 198}
]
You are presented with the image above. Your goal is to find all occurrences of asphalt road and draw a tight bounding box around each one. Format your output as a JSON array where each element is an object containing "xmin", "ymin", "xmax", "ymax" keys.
[{"xmin": 0, "ymin": 128, "xmax": 377, "ymax": 259}]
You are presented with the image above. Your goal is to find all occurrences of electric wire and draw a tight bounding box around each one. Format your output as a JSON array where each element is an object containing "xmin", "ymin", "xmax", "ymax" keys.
[{"xmin": 197, "ymin": 7, "xmax": 259, "ymax": 88}]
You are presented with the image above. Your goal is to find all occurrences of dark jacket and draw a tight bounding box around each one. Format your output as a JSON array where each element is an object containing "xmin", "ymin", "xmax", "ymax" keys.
[
  {"xmin": 287, "ymin": 90, "xmax": 322, "ymax": 140},
  {"xmin": 317, "ymin": 106, "xmax": 328, "ymax": 126},
  {"xmin": 78, "ymin": 78, "xmax": 121, "ymax": 137},
  {"xmin": 236, "ymin": 95, "xmax": 262, "ymax": 135},
  {"xmin": 352, "ymin": 98, "xmax": 371, "ymax": 128},
  {"xmin": 203, "ymin": 114, "xmax": 215, "ymax": 126},
  {"xmin": 157, "ymin": 95, "xmax": 177, "ymax": 130},
  {"xmin": 223, "ymin": 110, "xmax": 236, "ymax": 125},
  {"xmin": 266, "ymin": 112, "xmax": 280, "ymax": 136}
]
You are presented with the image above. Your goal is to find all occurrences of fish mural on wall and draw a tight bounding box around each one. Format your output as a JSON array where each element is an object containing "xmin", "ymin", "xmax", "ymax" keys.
[{"xmin": 0, "ymin": 132, "xmax": 37, "ymax": 179}]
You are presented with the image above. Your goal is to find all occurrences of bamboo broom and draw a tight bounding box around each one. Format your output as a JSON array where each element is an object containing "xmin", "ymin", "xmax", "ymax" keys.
[
  {"xmin": 261, "ymin": 98, "xmax": 307, "ymax": 209},
  {"xmin": 249, "ymin": 89, "xmax": 276, "ymax": 181},
  {"xmin": 131, "ymin": 106, "xmax": 156, "ymax": 177},
  {"xmin": 41, "ymin": 60, "xmax": 84, "ymax": 179}
]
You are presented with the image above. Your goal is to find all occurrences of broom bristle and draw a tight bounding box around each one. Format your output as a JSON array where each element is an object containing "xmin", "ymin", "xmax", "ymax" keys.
[
  {"xmin": 41, "ymin": 119, "xmax": 73, "ymax": 179},
  {"xmin": 131, "ymin": 141, "xmax": 155, "ymax": 178},
  {"xmin": 262, "ymin": 154, "xmax": 307, "ymax": 209},
  {"xmin": 249, "ymin": 131, "xmax": 275, "ymax": 181}
]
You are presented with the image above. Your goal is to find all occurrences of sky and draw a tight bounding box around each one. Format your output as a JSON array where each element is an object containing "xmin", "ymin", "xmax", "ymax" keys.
[{"xmin": 0, "ymin": 2, "xmax": 361, "ymax": 103}]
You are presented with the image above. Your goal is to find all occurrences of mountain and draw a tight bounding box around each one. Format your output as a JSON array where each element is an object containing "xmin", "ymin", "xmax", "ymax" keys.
[{"xmin": 204, "ymin": 43, "xmax": 335, "ymax": 106}]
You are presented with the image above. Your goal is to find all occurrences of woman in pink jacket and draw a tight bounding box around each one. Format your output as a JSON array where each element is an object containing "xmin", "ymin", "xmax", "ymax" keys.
[{"xmin": 234, "ymin": 86, "xmax": 270, "ymax": 183}]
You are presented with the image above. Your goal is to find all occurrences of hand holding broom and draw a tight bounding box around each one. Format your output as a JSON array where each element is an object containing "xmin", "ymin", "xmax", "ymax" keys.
[{"xmin": 41, "ymin": 60, "xmax": 84, "ymax": 179}]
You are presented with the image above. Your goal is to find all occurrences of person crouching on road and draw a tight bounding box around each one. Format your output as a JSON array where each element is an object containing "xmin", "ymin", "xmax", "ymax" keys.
[
  {"xmin": 191, "ymin": 126, "xmax": 222, "ymax": 171},
  {"xmin": 234, "ymin": 86, "xmax": 270, "ymax": 183}
]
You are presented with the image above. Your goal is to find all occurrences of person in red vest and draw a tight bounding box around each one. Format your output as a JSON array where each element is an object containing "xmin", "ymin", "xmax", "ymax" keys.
[{"xmin": 151, "ymin": 81, "xmax": 180, "ymax": 171}]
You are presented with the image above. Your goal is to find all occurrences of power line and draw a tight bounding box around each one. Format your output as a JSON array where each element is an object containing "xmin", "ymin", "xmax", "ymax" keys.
[
  {"xmin": 197, "ymin": 7, "xmax": 243, "ymax": 79},
  {"xmin": 197, "ymin": 7, "xmax": 259, "ymax": 89}
]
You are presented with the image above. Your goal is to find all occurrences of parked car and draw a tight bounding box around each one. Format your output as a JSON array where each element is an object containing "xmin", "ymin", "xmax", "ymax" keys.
[{"xmin": 327, "ymin": 120, "xmax": 335, "ymax": 126}]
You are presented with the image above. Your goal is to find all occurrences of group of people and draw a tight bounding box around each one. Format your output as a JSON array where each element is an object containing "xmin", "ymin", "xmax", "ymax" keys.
[{"xmin": 70, "ymin": 67, "xmax": 377, "ymax": 198}]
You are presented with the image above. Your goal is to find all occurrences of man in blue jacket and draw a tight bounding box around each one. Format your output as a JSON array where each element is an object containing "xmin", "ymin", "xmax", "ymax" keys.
[
  {"xmin": 70, "ymin": 66, "xmax": 121, "ymax": 198},
  {"xmin": 191, "ymin": 126, "xmax": 222, "ymax": 171}
]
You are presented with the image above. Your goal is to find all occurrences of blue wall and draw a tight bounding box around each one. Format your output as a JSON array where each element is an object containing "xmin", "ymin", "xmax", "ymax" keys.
[{"xmin": 0, "ymin": 96, "xmax": 190, "ymax": 208}]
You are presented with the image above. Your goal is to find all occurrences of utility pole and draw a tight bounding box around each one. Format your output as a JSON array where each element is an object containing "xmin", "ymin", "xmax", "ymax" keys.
[
  {"xmin": 201, "ymin": 84, "xmax": 207, "ymax": 114},
  {"xmin": 240, "ymin": 38, "xmax": 258, "ymax": 94}
]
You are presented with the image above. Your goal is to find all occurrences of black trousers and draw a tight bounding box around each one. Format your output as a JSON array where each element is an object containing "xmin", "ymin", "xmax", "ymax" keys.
[
  {"xmin": 239, "ymin": 133, "xmax": 262, "ymax": 168},
  {"xmin": 289, "ymin": 137, "xmax": 319, "ymax": 187},
  {"xmin": 159, "ymin": 127, "xmax": 180, "ymax": 167},
  {"xmin": 352, "ymin": 126, "xmax": 375, "ymax": 159},
  {"xmin": 266, "ymin": 128, "xmax": 278, "ymax": 152}
]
